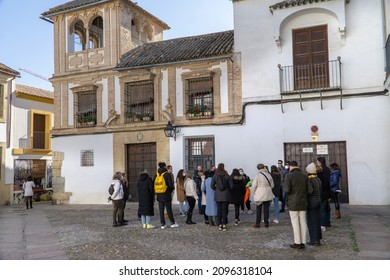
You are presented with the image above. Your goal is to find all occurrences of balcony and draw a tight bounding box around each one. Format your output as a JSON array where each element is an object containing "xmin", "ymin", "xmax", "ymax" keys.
[
  {"xmin": 278, "ymin": 58, "xmax": 342, "ymax": 112},
  {"xmin": 14, "ymin": 131, "xmax": 52, "ymax": 155},
  {"xmin": 278, "ymin": 58, "xmax": 342, "ymax": 95}
]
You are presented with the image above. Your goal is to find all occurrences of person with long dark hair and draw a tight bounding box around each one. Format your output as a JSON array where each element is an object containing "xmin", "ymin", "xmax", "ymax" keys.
[
  {"xmin": 211, "ymin": 163, "xmax": 233, "ymax": 231},
  {"xmin": 230, "ymin": 168, "xmax": 246, "ymax": 226},
  {"xmin": 330, "ymin": 162, "xmax": 342, "ymax": 219},
  {"xmin": 270, "ymin": 165, "xmax": 281, "ymax": 223},
  {"xmin": 176, "ymin": 169, "xmax": 188, "ymax": 216}
]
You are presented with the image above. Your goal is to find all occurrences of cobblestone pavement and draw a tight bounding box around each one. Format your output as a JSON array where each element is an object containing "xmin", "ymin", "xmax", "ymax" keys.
[{"xmin": 1, "ymin": 202, "xmax": 389, "ymax": 260}]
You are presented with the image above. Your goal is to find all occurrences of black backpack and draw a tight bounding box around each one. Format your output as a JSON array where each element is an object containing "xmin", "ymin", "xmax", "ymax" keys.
[{"xmin": 108, "ymin": 183, "xmax": 114, "ymax": 195}]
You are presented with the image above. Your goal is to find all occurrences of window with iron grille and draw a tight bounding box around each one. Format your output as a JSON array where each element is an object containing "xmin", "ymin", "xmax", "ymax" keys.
[
  {"xmin": 74, "ymin": 90, "xmax": 97, "ymax": 128},
  {"xmin": 186, "ymin": 77, "xmax": 213, "ymax": 118},
  {"xmin": 80, "ymin": 150, "xmax": 94, "ymax": 167},
  {"xmin": 0, "ymin": 84, "xmax": 4, "ymax": 119},
  {"xmin": 124, "ymin": 80, "xmax": 154, "ymax": 122},
  {"xmin": 184, "ymin": 137, "xmax": 215, "ymax": 171}
]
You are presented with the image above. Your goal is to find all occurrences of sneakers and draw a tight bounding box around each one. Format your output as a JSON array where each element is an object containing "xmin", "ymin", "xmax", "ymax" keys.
[
  {"xmin": 180, "ymin": 212, "xmax": 186, "ymax": 217},
  {"xmin": 143, "ymin": 224, "xmax": 147, "ymax": 229},
  {"xmin": 247, "ymin": 210, "xmax": 254, "ymax": 215},
  {"xmin": 321, "ymin": 226, "xmax": 326, "ymax": 232},
  {"xmin": 146, "ymin": 224, "xmax": 155, "ymax": 229},
  {"xmin": 171, "ymin": 223, "xmax": 179, "ymax": 228},
  {"xmin": 253, "ymin": 223, "xmax": 260, "ymax": 228},
  {"xmin": 222, "ymin": 225, "xmax": 227, "ymax": 231},
  {"xmin": 273, "ymin": 219, "xmax": 279, "ymax": 224},
  {"xmin": 234, "ymin": 219, "xmax": 239, "ymax": 226},
  {"xmin": 219, "ymin": 225, "xmax": 223, "ymax": 231},
  {"xmin": 161, "ymin": 225, "xmax": 167, "ymax": 229}
]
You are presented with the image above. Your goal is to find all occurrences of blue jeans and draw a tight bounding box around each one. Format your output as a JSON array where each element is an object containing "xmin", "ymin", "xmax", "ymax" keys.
[
  {"xmin": 179, "ymin": 201, "xmax": 189, "ymax": 214},
  {"xmin": 273, "ymin": 197, "xmax": 280, "ymax": 220},
  {"xmin": 141, "ymin": 215, "xmax": 151, "ymax": 225}
]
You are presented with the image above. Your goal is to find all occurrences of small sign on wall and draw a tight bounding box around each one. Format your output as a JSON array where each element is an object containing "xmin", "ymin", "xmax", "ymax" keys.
[
  {"xmin": 303, "ymin": 147, "xmax": 314, "ymax": 153},
  {"xmin": 317, "ymin": 144, "xmax": 329, "ymax": 155}
]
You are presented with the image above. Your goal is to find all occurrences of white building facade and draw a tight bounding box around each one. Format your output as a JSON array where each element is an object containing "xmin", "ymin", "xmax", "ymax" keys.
[{"xmin": 198, "ymin": 0, "xmax": 390, "ymax": 205}]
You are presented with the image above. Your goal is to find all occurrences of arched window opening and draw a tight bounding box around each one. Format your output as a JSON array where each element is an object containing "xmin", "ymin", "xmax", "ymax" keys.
[
  {"xmin": 89, "ymin": 16, "xmax": 103, "ymax": 49},
  {"xmin": 73, "ymin": 20, "xmax": 86, "ymax": 52},
  {"xmin": 131, "ymin": 20, "xmax": 139, "ymax": 44}
]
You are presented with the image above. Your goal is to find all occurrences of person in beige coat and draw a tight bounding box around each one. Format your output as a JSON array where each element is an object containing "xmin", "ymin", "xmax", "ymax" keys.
[
  {"xmin": 252, "ymin": 163, "xmax": 275, "ymax": 228},
  {"xmin": 184, "ymin": 171, "xmax": 198, "ymax": 224},
  {"xmin": 176, "ymin": 169, "xmax": 188, "ymax": 216}
]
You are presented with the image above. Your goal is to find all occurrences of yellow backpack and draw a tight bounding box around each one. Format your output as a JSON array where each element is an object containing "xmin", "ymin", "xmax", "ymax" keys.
[{"xmin": 154, "ymin": 172, "xmax": 167, "ymax": 194}]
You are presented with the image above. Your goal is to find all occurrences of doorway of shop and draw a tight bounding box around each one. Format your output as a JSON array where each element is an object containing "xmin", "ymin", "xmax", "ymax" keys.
[
  {"xmin": 126, "ymin": 142, "xmax": 156, "ymax": 202},
  {"xmin": 284, "ymin": 141, "xmax": 349, "ymax": 203}
]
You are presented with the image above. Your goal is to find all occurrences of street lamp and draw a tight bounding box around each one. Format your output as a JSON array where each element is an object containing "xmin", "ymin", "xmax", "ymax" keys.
[{"xmin": 164, "ymin": 121, "xmax": 177, "ymax": 140}]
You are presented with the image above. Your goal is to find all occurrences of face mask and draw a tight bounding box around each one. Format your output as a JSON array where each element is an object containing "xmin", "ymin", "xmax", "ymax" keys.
[
  {"xmin": 239, "ymin": 171, "xmax": 243, "ymax": 175},
  {"xmin": 285, "ymin": 166, "xmax": 289, "ymax": 169},
  {"xmin": 183, "ymin": 173, "xmax": 186, "ymax": 176}
]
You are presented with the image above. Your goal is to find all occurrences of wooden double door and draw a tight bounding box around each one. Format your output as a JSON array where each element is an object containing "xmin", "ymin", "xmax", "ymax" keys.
[
  {"xmin": 284, "ymin": 141, "xmax": 349, "ymax": 203},
  {"xmin": 126, "ymin": 143, "xmax": 156, "ymax": 201}
]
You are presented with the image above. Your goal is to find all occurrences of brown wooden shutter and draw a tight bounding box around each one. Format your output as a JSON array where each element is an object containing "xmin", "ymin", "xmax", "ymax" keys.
[{"xmin": 293, "ymin": 25, "xmax": 329, "ymax": 90}]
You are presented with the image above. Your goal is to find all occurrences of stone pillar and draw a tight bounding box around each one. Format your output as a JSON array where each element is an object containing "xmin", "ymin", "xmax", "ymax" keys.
[{"xmin": 51, "ymin": 151, "xmax": 72, "ymax": 204}]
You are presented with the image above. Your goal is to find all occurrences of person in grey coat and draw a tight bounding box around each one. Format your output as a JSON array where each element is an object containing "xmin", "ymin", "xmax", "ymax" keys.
[
  {"xmin": 211, "ymin": 163, "xmax": 233, "ymax": 231},
  {"xmin": 284, "ymin": 161, "xmax": 313, "ymax": 249}
]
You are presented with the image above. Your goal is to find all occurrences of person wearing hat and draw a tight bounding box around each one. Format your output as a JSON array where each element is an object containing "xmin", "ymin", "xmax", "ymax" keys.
[
  {"xmin": 306, "ymin": 163, "xmax": 322, "ymax": 246},
  {"xmin": 137, "ymin": 169, "xmax": 155, "ymax": 229},
  {"xmin": 283, "ymin": 161, "xmax": 313, "ymax": 249}
]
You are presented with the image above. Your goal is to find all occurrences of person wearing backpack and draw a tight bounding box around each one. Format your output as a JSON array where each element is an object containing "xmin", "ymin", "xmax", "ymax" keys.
[
  {"xmin": 109, "ymin": 171, "xmax": 126, "ymax": 227},
  {"xmin": 211, "ymin": 163, "xmax": 233, "ymax": 231},
  {"xmin": 154, "ymin": 162, "xmax": 179, "ymax": 229}
]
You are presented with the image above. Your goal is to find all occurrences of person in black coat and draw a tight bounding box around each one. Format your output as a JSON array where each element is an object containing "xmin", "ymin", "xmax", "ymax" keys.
[
  {"xmin": 211, "ymin": 163, "xmax": 233, "ymax": 231},
  {"xmin": 137, "ymin": 170, "xmax": 155, "ymax": 229},
  {"xmin": 317, "ymin": 156, "xmax": 332, "ymax": 230},
  {"xmin": 153, "ymin": 162, "xmax": 179, "ymax": 229},
  {"xmin": 230, "ymin": 168, "xmax": 246, "ymax": 226}
]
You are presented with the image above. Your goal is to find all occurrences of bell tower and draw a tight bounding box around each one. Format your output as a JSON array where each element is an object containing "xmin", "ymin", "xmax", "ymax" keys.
[{"xmin": 42, "ymin": 0, "xmax": 170, "ymax": 77}]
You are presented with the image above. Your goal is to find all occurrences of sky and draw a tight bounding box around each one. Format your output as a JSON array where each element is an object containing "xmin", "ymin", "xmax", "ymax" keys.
[{"xmin": 0, "ymin": 0, "xmax": 234, "ymax": 91}]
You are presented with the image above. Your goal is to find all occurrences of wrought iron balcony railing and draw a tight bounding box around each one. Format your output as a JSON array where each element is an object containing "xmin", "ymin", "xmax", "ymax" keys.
[{"xmin": 278, "ymin": 57, "xmax": 342, "ymax": 95}]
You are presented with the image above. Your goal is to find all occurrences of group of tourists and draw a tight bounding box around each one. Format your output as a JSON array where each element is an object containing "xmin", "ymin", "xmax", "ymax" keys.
[{"xmin": 108, "ymin": 158, "xmax": 342, "ymax": 249}]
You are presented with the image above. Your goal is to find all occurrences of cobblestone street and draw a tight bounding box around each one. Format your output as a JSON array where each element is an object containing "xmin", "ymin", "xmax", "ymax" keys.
[{"xmin": 1, "ymin": 202, "xmax": 389, "ymax": 260}]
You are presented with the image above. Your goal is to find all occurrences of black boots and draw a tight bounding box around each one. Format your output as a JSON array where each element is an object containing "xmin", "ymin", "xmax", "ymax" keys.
[{"xmin": 186, "ymin": 213, "xmax": 196, "ymax": 224}]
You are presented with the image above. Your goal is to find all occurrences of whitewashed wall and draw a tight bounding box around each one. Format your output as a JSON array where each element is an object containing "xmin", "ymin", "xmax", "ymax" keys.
[
  {"xmin": 170, "ymin": 95, "xmax": 390, "ymax": 205},
  {"xmin": 218, "ymin": 0, "xmax": 390, "ymax": 205},
  {"xmin": 53, "ymin": 133, "xmax": 114, "ymax": 204}
]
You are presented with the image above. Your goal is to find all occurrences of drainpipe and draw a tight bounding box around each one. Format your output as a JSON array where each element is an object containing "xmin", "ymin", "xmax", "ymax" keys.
[
  {"xmin": 6, "ymin": 77, "xmax": 15, "ymax": 149},
  {"xmin": 382, "ymin": 0, "xmax": 387, "ymax": 71}
]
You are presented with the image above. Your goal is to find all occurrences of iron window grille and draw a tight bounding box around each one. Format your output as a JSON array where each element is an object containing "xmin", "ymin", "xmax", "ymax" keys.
[
  {"xmin": 80, "ymin": 150, "xmax": 94, "ymax": 167},
  {"xmin": 124, "ymin": 80, "xmax": 154, "ymax": 123},
  {"xmin": 74, "ymin": 90, "xmax": 97, "ymax": 128},
  {"xmin": 184, "ymin": 137, "xmax": 215, "ymax": 171},
  {"xmin": 185, "ymin": 77, "xmax": 214, "ymax": 119}
]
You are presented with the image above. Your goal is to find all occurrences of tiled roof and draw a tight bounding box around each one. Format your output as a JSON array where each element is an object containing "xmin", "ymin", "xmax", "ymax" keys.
[
  {"xmin": 16, "ymin": 84, "xmax": 54, "ymax": 100},
  {"xmin": 270, "ymin": 0, "xmax": 333, "ymax": 11},
  {"xmin": 0, "ymin": 63, "xmax": 20, "ymax": 77},
  {"xmin": 42, "ymin": 0, "xmax": 169, "ymax": 29},
  {"xmin": 115, "ymin": 30, "xmax": 234, "ymax": 70}
]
